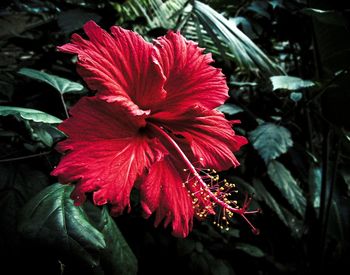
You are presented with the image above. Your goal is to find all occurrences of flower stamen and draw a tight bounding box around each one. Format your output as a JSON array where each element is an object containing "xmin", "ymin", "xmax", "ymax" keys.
[{"xmin": 148, "ymin": 123, "xmax": 260, "ymax": 234}]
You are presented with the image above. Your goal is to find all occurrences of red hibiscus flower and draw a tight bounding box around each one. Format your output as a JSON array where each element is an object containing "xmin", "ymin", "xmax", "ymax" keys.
[{"xmin": 52, "ymin": 21, "xmax": 258, "ymax": 237}]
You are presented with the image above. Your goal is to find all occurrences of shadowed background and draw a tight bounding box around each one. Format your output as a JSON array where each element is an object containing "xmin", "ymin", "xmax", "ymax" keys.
[{"xmin": 1, "ymin": 0, "xmax": 349, "ymax": 274}]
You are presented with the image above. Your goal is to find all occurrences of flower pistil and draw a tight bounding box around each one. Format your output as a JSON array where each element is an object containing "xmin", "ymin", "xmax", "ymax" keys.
[{"xmin": 147, "ymin": 122, "xmax": 260, "ymax": 234}]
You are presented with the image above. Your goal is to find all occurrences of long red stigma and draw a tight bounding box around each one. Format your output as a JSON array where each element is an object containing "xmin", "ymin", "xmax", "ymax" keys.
[{"xmin": 148, "ymin": 123, "xmax": 260, "ymax": 234}]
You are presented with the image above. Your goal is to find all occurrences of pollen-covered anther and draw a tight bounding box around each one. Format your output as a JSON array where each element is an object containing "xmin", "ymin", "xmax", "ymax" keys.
[{"xmin": 182, "ymin": 165, "xmax": 260, "ymax": 234}]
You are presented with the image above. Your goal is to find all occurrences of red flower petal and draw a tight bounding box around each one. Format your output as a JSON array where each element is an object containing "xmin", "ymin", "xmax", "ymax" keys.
[
  {"xmin": 139, "ymin": 156, "xmax": 194, "ymax": 238},
  {"xmin": 58, "ymin": 21, "xmax": 166, "ymax": 113},
  {"xmin": 53, "ymin": 23, "xmax": 255, "ymax": 237},
  {"xmin": 51, "ymin": 97, "xmax": 162, "ymax": 214},
  {"xmin": 152, "ymin": 31, "xmax": 228, "ymax": 112},
  {"xmin": 151, "ymin": 106, "xmax": 248, "ymax": 171}
]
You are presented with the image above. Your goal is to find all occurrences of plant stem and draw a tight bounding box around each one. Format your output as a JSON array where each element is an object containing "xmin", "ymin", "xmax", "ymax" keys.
[
  {"xmin": 321, "ymin": 131, "xmax": 341, "ymax": 254},
  {"xmin": 60, "ymin": 94, "xmax": 69, "ymax": 119},
  {"xmin": 319, "ymin": 127, "xmax": 329, "ymax": 219},
  {"xmin": 318, "ymin": 124, "xmax": 330, "ymax": 268},
  {"xmin": 306, "ymin": 106, "xmax": 315, "ymax": 155}
]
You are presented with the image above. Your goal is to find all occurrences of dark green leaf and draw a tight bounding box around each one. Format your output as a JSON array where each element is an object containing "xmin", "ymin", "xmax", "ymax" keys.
[
  {"xmin": 0, "ymin": 106, "xmax": 62, "ymax": 124},
  {"xmin": 30, "ymin": 123, "xmax": 66, "ymax": 148},
  {"xmin": 58, "ymin": 9, "xmax": 102, "ymax": 33},
  {"xmin": 0, "ymin": 163, "xmax": 49, "ymax": 237},
  {"xmin": 0, "ymin": 13, "xmax": 53, "ymax": 39},
  {"xmin": 230, "ymin": 16, "xmax": 258, "ymax": 39},
  {"xmin": 249, "ymin": 123, "xmax": 293, "ymax": 163},
  {"xmin": 189, "ymin": 251, "xmax": 211, "ymax": 275},
  {"xmin": 177, "ymin": 238, "xmax": 196, "ymax": 256},
  {"xmin": 267, "ymin": 160, "xmax": 306, "ymax": 216},
  {"xmin": 84, "ymin": 204, "xmax": 138, "ymax": 275},
  {"xmin": 247, "ymin": 1, "xmax": 270, "ymax": 19},
  {"xmin": 269, "ymin": 0, "xmax": 284, "ymax": 9},
  {"xmin": 18, "ymin": 68, "xmax": 84, "ymax": 94},
  {"xmin": 18, "ymin": 183, "xmax": 137, "ymax": 274},
  {"xmin": 216, "ymin": 103, "xmax": 243, "ymax": 115},
  {"xmin": 253, "ymin": 179, "xmax": 303, "ymax": 238},
  {"xmin": 234, "ymin": 243, "xmax": 265, "ymax": 258},
  {"xmin": 18, "ymin": 184, "xmax": 106, "ymax": 267},
  {"xmin": 30, "ymin": 124, "xmax": 53, "ymax": 147},
  {"xmin": 0, "ymin": 163, "xmax": 49, "ymax": 262},
  {"xmin": 209, "ymin": 259, "xmax": 233, "ymax": 275},
  {"xmin": 226, "ymin": 228, "xmax": 240, "ymax": 238},
  {"xmin": 302, "ymin": 8, "xmax": 347, "ymax": 26},
  {"xmin": 270, "ymin": 76, "xmax": 316, "ymax": 91}
]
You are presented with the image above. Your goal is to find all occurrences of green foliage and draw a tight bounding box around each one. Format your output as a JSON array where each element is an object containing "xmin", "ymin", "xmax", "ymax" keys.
[
  {"xmin": 30, "ymin": 123, "xmax": 65, "ymax": 148},
  {"xmin": 216, "ymin": 103, "xmax": 243, "ymax": 115},
  {"xmin": 270, "ymin": 75, "xmax": 316, "ymax": 91},
  {"xmin": 58, "ymin": 9, "xmax": 102, "ymax": 33},
  {"xmin": 18, "ymin": 183, "xmax": 137, "ymax": 274},
  {"xmin": 1, "ymin": 0, "xmax": 349, "ymax": 274},
  {"xmin": 302, "ymin": 9, "xmax": 347, "ymax": 26},
  {"xmin": 234, "ymin": 243, "xmax": 265, "ymax": 258},
  {"xmin": 249, "ymin": 123, "xmax": 293, "ymax": 163},
  {"xmin": 267, "ymin": 160, "xmax": 306, "ymax": 216},
  {"xmin": 114, "ymin": 0, "xmax": 186, "ymax": 30},
  {"xmin": 18, "ymin": 183, "xmax": 106, "ymax": 267},
  {"xmin": 253, "ymin": 179, "xmax": 303, "ymax": 238},
  {"xmin": 0, "ymin": 163, "xmax": 49, "ymax": 242},
  {"xmin": 0, "ymin": 106, "xmax": 63, "ymax": 149},
  {"xmin": 18, "ymin": 68, "xmax": 85, "ymax": 95},
  {"xmin": 84, "ymin": 204, "xmax": 138, "ymax": 275},
  {"xmin": 192, "ymin": 1, "xmax": 284, "ymax": 76},
  {"xmin": 0, "ymin": 163, "xmax": 50, "ymax": 273},
  {"xmin": 0, "ymin": 13, "xmax": 53, "ymax": 40},
  {"xmin": 0, "ymin": 106, "xmax": 62, "ymax": 124}
]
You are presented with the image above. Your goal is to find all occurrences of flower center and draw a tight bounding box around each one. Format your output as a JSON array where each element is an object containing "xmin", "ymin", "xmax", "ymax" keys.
[{"xmin": 147, "ymin": 122, "xmax": 260, "ymax": 234}]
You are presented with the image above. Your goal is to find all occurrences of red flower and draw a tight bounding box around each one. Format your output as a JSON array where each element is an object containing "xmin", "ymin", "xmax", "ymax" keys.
[{"xmin": 52, "ymin": 21, "xmax": 258, "ymax": 237}]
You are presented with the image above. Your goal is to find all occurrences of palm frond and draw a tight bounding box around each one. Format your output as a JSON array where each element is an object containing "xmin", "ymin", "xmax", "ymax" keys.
[
  {"xmin": 113, "ymin": 0, "xmax": 187, "ymax": 30},
  {"xmin": 113, "ymin": 0, "xmax": 285, "ymax": 77},
  {"xmin": 192, "ymin": 1, "xmax": 284, "ymax": 76}
]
